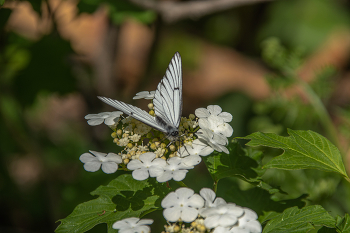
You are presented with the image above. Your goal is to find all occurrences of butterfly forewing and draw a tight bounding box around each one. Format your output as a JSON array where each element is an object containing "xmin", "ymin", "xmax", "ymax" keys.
[
  {"xmin": 153, "ymin": 52, "xmax": 183, "ymax": 128},
  {"xmin": 97, "ymin": 96, "xmax": 166, "ymax": 133}
]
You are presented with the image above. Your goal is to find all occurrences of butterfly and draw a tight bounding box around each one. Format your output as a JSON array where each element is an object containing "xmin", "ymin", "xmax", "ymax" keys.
[{"xmin": 98, "ymin": 52, "xmax": 183, "ymax": 142}]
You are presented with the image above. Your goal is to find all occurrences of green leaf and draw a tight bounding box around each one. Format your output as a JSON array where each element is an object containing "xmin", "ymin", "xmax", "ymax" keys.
[
  {"xmin": 263, "ymin": 205, "xmax": 335, "ymax": 233},
  {"xmin": 240, "ymin": 129, "xmax": 349, "ymax": 180},
  {"xmin": 220, "ymin": 179, "xmax": 306, "ymax": 217},
  {"xmin": 0, "ymin": 0, "xmax": 5, "ymax": 6},
  {"xmin": 336, "ymin": 214, "xmax": 350, "ymax": 233},
  {"xmin": 56, "ymin": 174, "xmax": 168, "ymax": 233},
  {"xmin": 203, "ymin": 140, "xmax": 259, "ymax": 182}
]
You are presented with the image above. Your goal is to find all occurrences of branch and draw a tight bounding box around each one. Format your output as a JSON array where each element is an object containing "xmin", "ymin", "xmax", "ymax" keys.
[{"xmin": 128, "ymin": 0, "xmax": 274, "ymax": 24}]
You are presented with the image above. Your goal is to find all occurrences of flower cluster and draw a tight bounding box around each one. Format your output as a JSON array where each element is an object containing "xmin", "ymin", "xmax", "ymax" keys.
[
  {"xmin": 79, "ymin": 92, "xmax": 233, "ymax": 183},
  {"xmin": 112, "ymin": 187, "xmax": 262, "ymax": 233}
]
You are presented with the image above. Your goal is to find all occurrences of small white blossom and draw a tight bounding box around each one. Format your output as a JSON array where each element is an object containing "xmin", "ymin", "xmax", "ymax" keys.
[
  {"xmin": 195, "ymin": 105, "xmax": 232, "ymax": 123},
  {"xmin": 161, "ymin": 187, "xmax": 204, "ymax": 223},
  {"xmin": 234, "ymin": 208, "xmax": 262, "ymax": 233},
  {"xmin": 85, "ymin": 111, "xmax": 123, "ymax": 126},
  {"xmin": 133, "ymin": 91, "xmax": 156, "ymax": 100},
  {"xmin": 118, "ymin": 137, "xmax": 130, "ymax": 147},
  {"xmin": 196, "ymin": 128, "xmax": 229, "ymax": 154},
  {"xmin": 156, "ymin": 157, "xmax": 190, "ymax": 183},
  {"xmin": 202, "ymin": 203, "xmax": 244, "ymax": 229},
  {"xmin": 127, "ymin": 152, "xmax": 166, "ymax": 180},
  {"xmin": 199, "ymin": 116, "xmax": 233, "ymax": 137},
  {"xmin": 112, "ymin": 217, "xmax": 153, "ymax": 233},
  {"xmin": 79, "ymin": 151, "xmax": 122, "ymax": 174},
  {"xmin": 155, "ymin": 148, "xmax": 166, "ymax": 157},
  {"xmin": 129, "ymin": 134, "xmax": 141, "ymax": 142},
  {"xmin": 200, "ymin": 188, "xmax": 227, "ymax": 209},
  {"xmin": 178, "ymin": 139, "xmax": 214, "ymax": 157}
]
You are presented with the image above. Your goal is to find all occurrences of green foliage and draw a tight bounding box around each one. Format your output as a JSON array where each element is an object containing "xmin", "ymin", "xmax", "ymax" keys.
[
  {"xmin": 77, "ymin": 0, "xmax": 156, "ymax": 25},
  {"xmin": 335, "ymin": 214, "xmax": 350, "ymax": 232},
  {"xmin": 56, "ymin": 174, "xmax": 168, "ymax": 233},
  {"xmin": 263, "ymin": 206, "xmax": 335, "ymax": 233},
  {"xmin": 240, "ymin": 129, "xmax": 349, "ymax": 180},
  {"xmin": 258, "ymin": 0, "xmax": 350, "ymax": 54},
  {"xmin": 13, "ymin": 34, "xmax": 76, "ymax": 107}
]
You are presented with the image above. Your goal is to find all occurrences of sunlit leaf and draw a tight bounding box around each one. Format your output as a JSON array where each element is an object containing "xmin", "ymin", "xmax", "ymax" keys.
[
  {"xmin": 240, "ymin": 129, "xmax": 349, "ymax": 180},
  {"xmin": 263, "ymin": 205, "xmax": 335, "ymax": 233},
  {"xmin": 56, "ymin": 174, "xmax": 167, "ymax": 233}
]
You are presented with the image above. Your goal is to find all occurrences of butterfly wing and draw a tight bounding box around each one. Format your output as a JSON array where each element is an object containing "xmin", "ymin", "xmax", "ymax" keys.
[
  {"xmin": 97, "ymin": 96, "xmax": 167, "ymax": 133},
  {"xmin": 153, "ymin": 52, "xmax": 183, "ymax": 128}
]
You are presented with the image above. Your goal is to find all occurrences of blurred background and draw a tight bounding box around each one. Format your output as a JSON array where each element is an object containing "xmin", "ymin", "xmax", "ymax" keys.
[{"xmin": 1, "ymin": 0, "xmax": 350, "ymax": 232}]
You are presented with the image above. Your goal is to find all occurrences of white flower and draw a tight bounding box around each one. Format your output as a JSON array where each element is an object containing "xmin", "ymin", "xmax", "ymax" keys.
[
  {"xmin": 202, "ymin": 203, "xmax": 244, "ymax": 229},
  {"xmin": 178, "ymin": 139, "xmax": 214, "ymax": 157},
  {"xmin": 133, "ymin": 91, "xmax": 156, "ymax": 100},
  {"xmin": 156, "ymin": 157, "xmax": 190, "ymax": 183},
  {"xmin": 200, "ymin": 188, "xmax": 227, "ymax": 209},
  {"xmin": 195, "ymin": 105, "xmax": 232, "ymax": 123},
  {"xmin": 127, "ymin": 152, "xmax": 166, "ymax": 180},
  {"xmin": 161, "ymin": 187, "xmax": 204, "ymax": 223},
  {"xmin": 112, "ymin": 217, "xmax": 153, "ymax": 233},
  {"xmin": 233, "ymin": 208, "xmax": 261, "ymax": 233},
  {"xmin": 85, "ymin": 111, "xmax": 123, "ymax": 126},
  {"xmin": 199, "ymin": 116, "xmax": 233, "ymax": 137},
  {"xmin": 79, "ymin": 151, "xmax": 122, "ymax": 174},
  {"xmin": 118, "ymin": 137, "xmax": 130, "ymax": 147},
  {"xmin": 196, "ymin": 128, "xmax": 229, "ymax": 154}
]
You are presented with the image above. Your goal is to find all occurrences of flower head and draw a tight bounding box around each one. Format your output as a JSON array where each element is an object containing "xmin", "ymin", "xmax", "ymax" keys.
[
  {"xmin": 202, "ymin": 203, "xmax": 244, "ymax": 229},
  {"xmin": 85, "ymin": 111, "xmax": 123, "ymax": 126},
  {"xmin": 112, "ymin": 217, "xmax": 153, "ymax": 233},
  {"xmin": 156, "ymin": 157, "xmax": 190, "ymax": 183},
  {"xmin": 161, "ymin": 187, "xmax": 204, "ymax": 222},
  {"xmin": 79, "ymin": 151, "xmax": 122, "ymax": 174}
]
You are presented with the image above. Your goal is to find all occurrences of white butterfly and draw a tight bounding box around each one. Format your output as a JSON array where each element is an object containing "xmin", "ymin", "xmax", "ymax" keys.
[{"xmin": 98, "ymin": 52, "xmax": 183, "ymax": 142}]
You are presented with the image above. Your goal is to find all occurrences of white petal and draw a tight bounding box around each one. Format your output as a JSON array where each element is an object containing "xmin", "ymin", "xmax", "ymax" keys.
[
  {"xmin": 175, "ymin": 187, "xmax": 195, "ymax": 199},
  {"xmin": 105, "ymin": 153, "xmax": 122, "ymax": 163},
  {"xmin": 83, "ymin": 161, "xmax": 101, "ymax": 172},
  {"xmin": 200, "ymin": 188, "xmax": 216, "ymax": 204},
  {"xmin": 188, "ymin": 194, "xmax": 205, "ymax": 208},
  {"xmin": 79, "ymin": 153, "xmax": 98, "ymax": 163},
  {"xmin": 218, "ymin": 112, "xmax": 233, "ymax": 122},
  {"xmin": 199, "ymin": 146, "xmax": 214, "ymax": 156},
  {"xmin": 87, "ymin": 118, "xmax": 104, "ymax": 126},
  {"xmin": 137, "ymin": 219, "xmax": 154, "ymax": 226},
  {"xmin": 104, "ymin": 116, "xmax": 119, "ymax": 126},
  {"xmin": 229, "ymin": 227, "xmax": 249, "ymax": 233},
  {"xmin": 139, "ymin": 152, "xmax": 157, "ymax": 163},
  {"xmin": 199, "ymin": 118, "xmax": 211, "ymax": 129},
  {"xmin": 195, "ymin": 108, "xmax": 210, "ymax": 118},
  {"xmin": 207, "ymin": 105, "xmax": 222, "ymax": 115},
  {"xmin": 156, "ymin": 171, "xmax": 173, "ymax": 182},
  {"xmin": 127, "ymin": 160, "xmax": 143, "ymax": 170},
  {"xmin": 214, "ymin": 226, "xmax": 231, "ymax": 233},
  {"xmin": 101, "ymin": 162, "xmax": 119, "ymax": 174},
  {"xmin": 161, "ymin": 192, "xmax": 179, "ymax": 208},
  {"xmin": 205, "ymin": 215, "xmax": 221, "ymax": 228},
  {"xmin": 181, "ymin": 155, "xmax": 201, "ymax": 166},
  {"xmin": 163, "ymin": 207, "xmax": 181, "ymax": 222},
  {"xmin": 181, "ymin": 207, "xmax": 199, "ymax": 222},
  {"xmin": 149, "ymin": 166, "xmax": 165, "ymax": 177},
  {"xmin": 172, "ymin": 170, "xmax": 188, "ymax": 181},
  {"xmin": 218, "ymin": 215, "xmax": 238, "ymax": 227},
  {"xmin": 242, "ymin": 220, "xmax": 262, "ymax": 233},
  {"xmin": 132, "ymin": 168, "xmax": 150, "ymax": 180}
]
